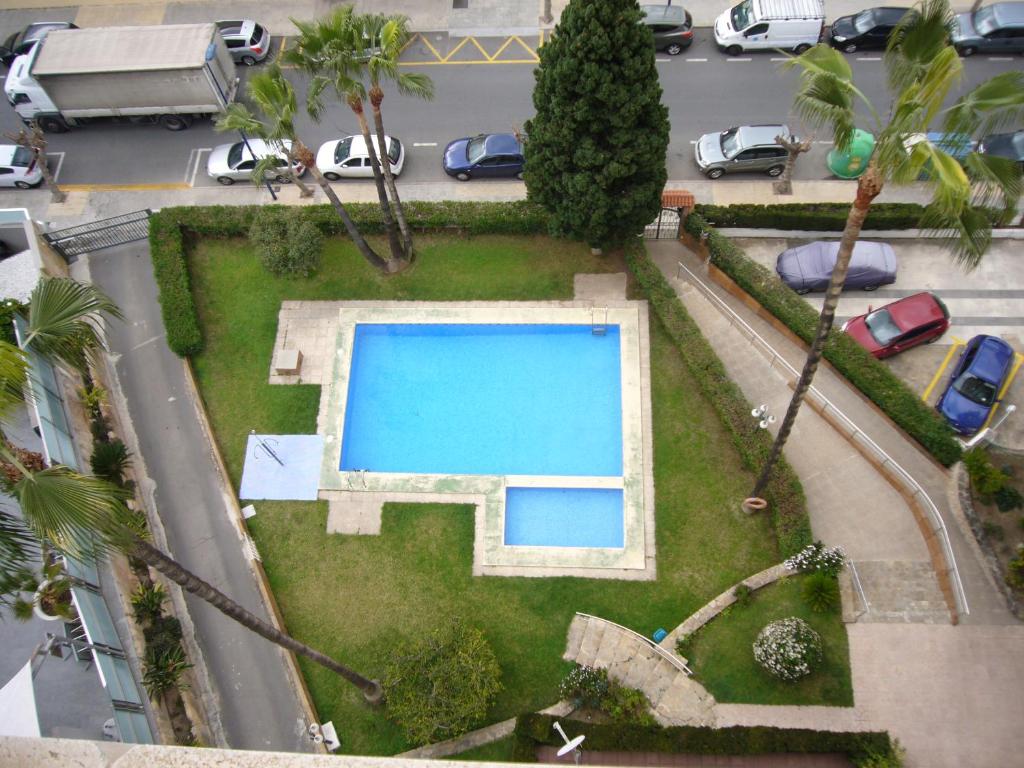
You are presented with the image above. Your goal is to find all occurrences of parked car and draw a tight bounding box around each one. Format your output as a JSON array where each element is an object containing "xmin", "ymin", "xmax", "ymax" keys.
[
  {"xmin": 0, "ymin": 144, "xmax": 43, "ymax": 188},
  {"xmin": 842, "ymin": 292, "xmax": 950, "ymax": 359},
  {"xmin": 828, "ymin": 6, "xmax": 914, "ymax": 52},
  {"xmin": 978, "ymin": 130, "xmax": 1024, "ymax": 171},
  {"xmin": 316, "ymin": 135, "xmax": 405, "ymax": 180},
  {"xmin": 0, "ymin": 21, "xmax": 77, "ymax": 68},
  {"xmin": 640, "ymin": 4, "xmax": 694, "ymax": 55},
  {"xmin": 951, "ymin": 2, "xmax": 1024, "ymax": 56},
  {"xmin": 216, "ymin": 20, "xmax": 270, "ymax": 66},
  {"xmin": 207, "ymin": 139, "xmax": 304, "ymax": 185},
  {"xmin": 902, "ymin": 132, "xmax": 974, "ymax": 179},
  {"xmin": 937, "ymin": 334, "xmax": 1016, "ymax": 435},
  {"xmin": 443, "ymin": 133, "xmax": 524, "ymax": 181},
  {"xmin": 776, "ymin": 240, "xmax": 898, "ymax": 294},
  {"xmin": 695, "ymin": 124, "xmax": 791, "ymax": 179}
]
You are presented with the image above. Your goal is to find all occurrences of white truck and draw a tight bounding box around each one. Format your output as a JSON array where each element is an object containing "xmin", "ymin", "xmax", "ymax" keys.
[
  {"xmin": 714, "ymin": 0, "xmax": 826, "ymax": 55},
  {"xmin": 4, "ymin": 23, "xmax": 238, "ymax": 132}
]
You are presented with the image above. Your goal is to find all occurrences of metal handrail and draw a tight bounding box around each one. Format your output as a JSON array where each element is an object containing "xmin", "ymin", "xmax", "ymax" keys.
[
  {"xmin": 675, "ymin": 261, "xmax": 969, "ymax": 617},
  {"xmin": 847, "ymin": 560, "xmax": 871, "ymax": 617},
  {"xmin": 575, "ymin": 612, "xmax": 692, "ymax": 676}
]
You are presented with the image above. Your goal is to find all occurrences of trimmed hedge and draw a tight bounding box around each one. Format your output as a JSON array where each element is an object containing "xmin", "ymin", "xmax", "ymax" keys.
[
  {"xmin": 148, "ymin": 202, "xmax": 550, "ymax": 357},
  {"xmin": 626, "ymin": 242, "xmax": 811, "ymax": 556},
  {"xmin": 694, "ymin": 202, "xmax": 1006, "ymax": 231},
  {"xmin": 511, "ymin": 713, "xmax": 899, "ymax": 763},
  {"xmin": 683, "ymin": 212, "xmax": 962, "ymax": 467}
]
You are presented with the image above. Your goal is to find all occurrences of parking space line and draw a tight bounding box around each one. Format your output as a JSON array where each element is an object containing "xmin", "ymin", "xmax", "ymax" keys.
[
  {"xmin": 770, "ymin": 57, "xmax": 788, "ymax": 61},
  {"xmin": 187, "ymin": 149, "xmax": 211, "ymax": 187},
  {"xmin": 48, "ymin": 152, "xmax": 65, "ymax": 182},
  {"xmin": 685, "ymin": 58, "xmax": 707, "ymax": 62},
  {"xmin": 412, "ymin": 142, "xmax": 437, "ymax": 147},
  {"xmin": 856, "ymin": 57, "xmax": 881, "ymax": 61},
  {"xmin": 987, "ymin": 56, "xmax": 1013, "ymax": 61},
  {"xmin": 726, "ymin": 57, "xmax": 752, "ymax": 62},
  {"xmin": 922, "ymin": 336, "xmax": 965, "ymax": 402},
  {"xmin": 982, "ymin": 352, "xmax": 1024, "ymax": 431}
]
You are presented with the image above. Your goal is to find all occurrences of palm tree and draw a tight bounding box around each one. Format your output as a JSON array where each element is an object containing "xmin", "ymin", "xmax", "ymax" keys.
[
  {"xmin": 357, "ymin": 12, "xmax": 434, "ymax": 256},
  {"xmin": 0, "ymin": 277, "xmax": 383, "ymax": 701},
  {"xmin": 216, "ymin": 64, "xmax": 390, "ymax": 274},
  {"xmin": 286, "ymin": 8, "xmax": 407, "ymax": 271},
  {"xmin": 215, "ymin": 65, "xmax": 314, "ymax": 198},
  {"xmin": 752, "ymin": 0, "xmax": 1024, "ymax": 498}
]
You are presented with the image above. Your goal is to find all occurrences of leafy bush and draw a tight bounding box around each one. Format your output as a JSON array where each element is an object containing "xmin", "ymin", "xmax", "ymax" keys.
[
  {"xmin": 131, "ymin": 582, "xmax": 167, "ymax": 624},
  {"xmin": 0, "ymin": 298, "xmax": 27, "ymax": 346},
  {"xmin": 801, "ymin": 573, "xmax": 840, "ymax": 613},
  {"xmin": 559, "ymin": 664, "xmax": 609, "ymax": 709},
  {"xmin": 143, "ymin": 614, "xmax": 183, "ymax": 658},
  {"xmin": 733, "ymin": 582, "xmax": 753, "ymax": 606},
  {"xmin": 1007, "ymin": 547, "xmax": 1024, "ymax": 590},
  {"xmin": 785, "ymin": 541, "xmax": 846, "ymax": 577},
  {"xmin": 982, "ymin": 520, "xmax": 1005, "ymax": 542},
  {"xmin": 693, "ymin": 202, "xmax": 1000, "ymax": 232},
  {"xmin": 753, "ymin": 617, "xmax": 822, "ymax": 681},
  {"xmin": 142, "ymin": 645, "xmax": 192, "ymax": 700},
  {"xmin": 682, "ymin": 213, "xmax": 961, "ymax": 467},
  {"xmin": 559, "ymin": 665, "xmax": 654, "ymax": 725},
  {"xmin": 511, "ymin": 713, "xmax": 900, "ymax": 763},
  {"xmin": 964, "ymin": 448, "xmax": 1023, "ymax": 511},
  {"xmin": 90, "ymin": 439, "xmax": 131, "ymax": 486},
  {"xmin": 995, "ymin": 485, "xmax": 1024, "ymax": 513},
  {"xmin": 626, "ymin": 243, "xmax": 811, "ymax": 556},
  {"xmin": 383, "ymin": 618, "xmax": 502, "ymax": 745},
  {"xmin": 248, "ymin": 209, "xmax": 323, "ymax": 277}
]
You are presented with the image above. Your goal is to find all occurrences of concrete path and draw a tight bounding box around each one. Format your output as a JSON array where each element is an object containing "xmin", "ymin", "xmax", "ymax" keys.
[{"xmin": 646, "ymin": 239, "xmax": 1024, "ymax": 767}]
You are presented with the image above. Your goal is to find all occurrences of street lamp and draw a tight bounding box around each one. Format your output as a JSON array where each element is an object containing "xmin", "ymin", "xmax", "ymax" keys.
[{"xmin": 204, "ymin": 43, "xmax": 276, "ymax": 201}]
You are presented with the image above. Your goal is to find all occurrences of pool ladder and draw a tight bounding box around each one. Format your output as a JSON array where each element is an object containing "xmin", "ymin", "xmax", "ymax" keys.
[{"xmin": 591, "ymin": 306, "xmax": 608, "ymax": 336}]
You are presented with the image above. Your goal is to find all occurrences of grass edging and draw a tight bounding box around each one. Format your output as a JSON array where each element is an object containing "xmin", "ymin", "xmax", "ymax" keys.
[
  {"xmin": 625, "ymin": 241, "xmax": 811, "ymax": 557},
  {"xmin": 682, "ymin": 211, "xmax": 961, "ymax": 467},
  {"xmin": 511, "ymin": 713, "xmax": 898, "ymax": 763},
  {"xmin": 148, "ymin": 202, "xmax": 551, "ymax": 357}
]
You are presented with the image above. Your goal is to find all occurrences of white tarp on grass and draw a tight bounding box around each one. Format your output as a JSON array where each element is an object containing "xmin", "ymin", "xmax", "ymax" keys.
[{"xmin": 239, "ymin": 434, "xmax": 324, "ymax": 501}]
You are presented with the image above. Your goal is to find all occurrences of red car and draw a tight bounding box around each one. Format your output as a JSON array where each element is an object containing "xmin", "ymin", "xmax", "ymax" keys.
[{"xmin": 841, "ymin": 292, "xmax": 950, "ymax": 359}]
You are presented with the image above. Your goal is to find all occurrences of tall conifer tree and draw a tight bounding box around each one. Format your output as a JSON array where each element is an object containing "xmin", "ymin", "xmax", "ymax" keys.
[{"xmin": 525, "ymin": 0, "xmax": 669, "ymax": 249}]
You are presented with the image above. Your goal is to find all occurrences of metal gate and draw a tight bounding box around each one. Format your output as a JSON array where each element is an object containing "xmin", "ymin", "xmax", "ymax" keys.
[
  {"xmin": 43, "ymin": 209, "xmax": 151, "ymax": 263},
  {"xmin": 644, "ymin": 207, "xmax": 682, "ymax": 239}
]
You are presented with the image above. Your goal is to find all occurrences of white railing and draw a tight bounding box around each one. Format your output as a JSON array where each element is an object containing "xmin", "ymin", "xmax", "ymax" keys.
[
  {"xmin": 674, "ymin": 260, "xmax": 969, "ymax": 618},
  {"xmin": 575, "ymin": 612, "xmax": 692, "ymax": 676},
  {"xmin": 847, "ymin": 560, "xmax": 870, "ymax": 618}
]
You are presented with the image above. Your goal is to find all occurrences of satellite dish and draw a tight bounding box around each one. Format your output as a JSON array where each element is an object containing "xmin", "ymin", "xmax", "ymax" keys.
[{"xmin": 556, "ymin": 735, "xmax": 585, "ymax": 757}]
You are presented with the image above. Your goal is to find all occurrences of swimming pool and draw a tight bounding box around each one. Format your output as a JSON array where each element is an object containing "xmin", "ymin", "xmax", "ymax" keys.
[{"xmin": 340, "ymin": 324, "xmax": 622, "ymax": 476}]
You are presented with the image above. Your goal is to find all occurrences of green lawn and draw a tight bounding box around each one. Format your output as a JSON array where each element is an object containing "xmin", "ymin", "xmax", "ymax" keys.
[
  {"xmin": 444, "ymin": 736, "xmax": 518, "ymax": 761},
  {"xmin": 682, "ymin": 576, "xmax": 853, "ymax": 706},
  {"xmin": 186, "ymin": 233, "xmax": 836, "ymax": 753}
]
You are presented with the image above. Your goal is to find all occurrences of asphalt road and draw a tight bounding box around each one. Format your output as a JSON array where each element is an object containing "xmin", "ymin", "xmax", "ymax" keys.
[
  {"xmin": 87, "ymin": 241, "xmax": 316, "ymax": 754},
  {"xmin": 0, "ymin": 31, "xmax": 1020, "ymax": 187}
]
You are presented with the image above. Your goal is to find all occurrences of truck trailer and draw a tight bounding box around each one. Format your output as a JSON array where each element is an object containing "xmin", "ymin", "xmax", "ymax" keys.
[{"xmin": 4, "ymin": 23, "xmax": 238, "ymax": 132}]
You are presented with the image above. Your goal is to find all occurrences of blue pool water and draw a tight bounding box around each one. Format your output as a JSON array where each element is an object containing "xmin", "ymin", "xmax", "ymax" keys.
[
  {"xmin": 340, "ymin": 324, "xmax": 622, "ymax": 476},
  {"xmin": 504, "ymin": 487, "xmax": 624, "ymax": 548}
]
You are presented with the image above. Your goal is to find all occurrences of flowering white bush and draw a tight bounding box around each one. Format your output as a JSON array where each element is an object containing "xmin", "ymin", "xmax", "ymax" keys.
[
  {"xmin": 752, "ymin": 617, "xmax": 822, "ymax": 681},
  {"xmin": 785, "ymin": 541, "xmax": 845, "ymax": 576}
]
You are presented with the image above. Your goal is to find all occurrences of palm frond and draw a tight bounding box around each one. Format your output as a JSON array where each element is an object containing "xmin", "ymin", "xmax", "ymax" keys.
[
  {"xmin": 13, "ymin": 464, "xmax": 129, "ymax": 561},
  {"xmin": 393, "ymin": 71, "xmax": 434, "ymax": 100},
  {"xmin": 0, "ymin": 341, "xmax": 28, "ymax": 420},
  {"xmin": 251, "ymin": 155, "xmax": 282, "ymax": 187},
  {"xmin": 215, "ymin": 103, "xmax": 266, "ymax": 137},
  {"xmin": 885, "ymin": 0, "xmax": 956, "ymax": 92},
  {"xmin": 0, "ymin": 507, "xmax": 38, "ymax": 573},
  {"xmin": 963, "ymin": 151, "xmax": 1023, "ymax": 225},
  {"xmin": 23, "ymin": 278, "xmax": 122, "ymax": 373},
  {"xmin": 943, "ymin": 71, "xmax": 1024, "ymax": 139},
  {"xmin": 783, "ymin": 44, "xmax": 864, "ymax": 150}
]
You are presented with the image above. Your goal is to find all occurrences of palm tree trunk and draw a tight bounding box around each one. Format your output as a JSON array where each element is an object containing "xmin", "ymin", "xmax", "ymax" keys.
[
  {"xmin": 130, "ymin": 536, "xmax": 383, "ymax": 702},
  {"xmin": 752, "ymin": 165, "xmax": 884, "ymax": 498},
  {"xmin": 350, "ymin": 99, "xmax": 404, "ymax": 270},
  {"xmin": 35, "ymin": 149, "xmax": 66, "ymax": 204},
  {"xmin": 285, "ymin": 146, "xmax": 314, "ymax": 198},
  {"xmin": 370, "ymin": 94, "xmax": 413, "ymax": 259},
  {"xmin": 294, "ymin": 140, "xmax": 390, "ymax": 273}
]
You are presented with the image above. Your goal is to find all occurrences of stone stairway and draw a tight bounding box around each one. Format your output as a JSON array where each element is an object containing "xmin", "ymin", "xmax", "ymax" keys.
[
  {"xmin": 845, "ymin": 560, "xmax": 952, "ymax": 624},
  {"xmin": 563, "ymin": 614, "xmax": 716, "ymax": 727}
]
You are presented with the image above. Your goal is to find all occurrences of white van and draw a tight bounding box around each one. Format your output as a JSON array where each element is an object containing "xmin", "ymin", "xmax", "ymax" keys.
[{"xmin": 714, "ymin": 0, "xmax": 825, "ymax": 55}]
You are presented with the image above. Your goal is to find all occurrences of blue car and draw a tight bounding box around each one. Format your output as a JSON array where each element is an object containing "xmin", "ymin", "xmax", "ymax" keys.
[
  {"xmin": 443, "ymin": 133, "xmax": 524, "ymax": 181},
  {"xmin": 936, "ymin": 334, "xmax": 1016, "ymax": 435}
]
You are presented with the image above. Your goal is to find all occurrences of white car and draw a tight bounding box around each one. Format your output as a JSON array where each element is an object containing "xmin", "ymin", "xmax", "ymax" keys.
[
  {"xmin": 0, "ymin": 144, "xmax": 43, "ymax": 188},
  {"xmin": 316, "ymin": 135, "xmax": 404, "ymax": 180},
  {"xmin": 206, "ymin": 138, "xmax": 305, "ymax": 185}
]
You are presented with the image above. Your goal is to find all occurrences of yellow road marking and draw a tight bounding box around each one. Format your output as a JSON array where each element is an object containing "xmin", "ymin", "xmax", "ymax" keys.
[
  {"xmin": 415, "ymin": 33, "xmax": 445, "ymax": 61},
  {"xmin": 981, "ymin": 351, "xmax": 1024, "ymax": 431},
  {"xmin": 922, "ymin": 336, "xmax": 965, "ymax": 403},
  {"xmin": 466, "ymin": 36, "xmax": 492, "ymax": 59},
  {"xmin": 60, "ymin": 182, "xmax": 189, "ymax": 191},
  {"xmin": 400, "ymin": 32, "xmax": 540, "ymax": 65},
  {"xmin": 539, "ymin": 30, "xmax": 545, "ymax": 48},
  {"xmin": 275, "ymin": 37, "xmax": 288, "ymax": 63},
  {"xmin": 401, "ymin": 59, "xmax": 539, "ymax": 66}
]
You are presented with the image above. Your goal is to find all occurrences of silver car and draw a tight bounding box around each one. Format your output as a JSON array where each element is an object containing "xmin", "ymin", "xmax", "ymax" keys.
[
  {"xmin": 206, "ymin": 139, "xmax": 304, "ymax": 185},
  {"xmin": 695, "ymin": 124, "xmax": 792, "ymax": 179},
  {"xmin": 216, "ymin": 20, "xmax": 270, "ymax": 66}
]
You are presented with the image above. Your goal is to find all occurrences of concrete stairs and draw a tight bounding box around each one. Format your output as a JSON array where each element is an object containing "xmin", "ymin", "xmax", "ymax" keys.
[
  {"xmin": 843, "ymin": 560, "xmax": 952, "ymax": 624},
  {"xmin": 563, "ymin": 614, "xmax": 716, "ymax": 727}
]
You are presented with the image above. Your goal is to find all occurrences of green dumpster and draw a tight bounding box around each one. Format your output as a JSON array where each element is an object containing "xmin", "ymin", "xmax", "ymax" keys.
[{"xmin": 827, "ymin": 129, "xmax": 876, "ymax": 179}]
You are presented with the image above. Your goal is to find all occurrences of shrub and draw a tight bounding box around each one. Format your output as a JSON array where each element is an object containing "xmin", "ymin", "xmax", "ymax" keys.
[
  {"xmin": 733, "ymin": 582, "xmax": 753, "ymax": 606},
  {"xmin": 682, "ymin": 212, "xmax": 961, "ymax": 467},
  {"xmin": 1007, "ymin": 547, "xmax": 1024, "ymax": 590},
  {"xmin": 753, "ymin": 617, "xmax": 822, "ymax": 681},
  {"xmin": 249, "ymin": 209, "xmax": 323, "ymax": 277},
  {"xmin": 693, "ymin": 202, "xmax": 1000, "ymax": 232},
  {"xmin": 0, "ymin": 298, "xmax": 26, "ymax": 346},
  {"xmin": 982, "ymin": 521, "xmax": 1005, "ymax": 542},
  {"xmin": 142, "ymin": 645, "xmax": 192, "ymax": 700},
  {"xmin": 559, "ymin": 664, "xmax": 609, "ymax": 709},
  {"xmin": 801, "ymin": 572, "xmax": 840, "ymax": 613},
  {"xmin": 995, "ymin": 485, "xmax": 1024, "ymax": 513},
  {"xmin": 785, "ymin": 541, "xmax": 845, "ymax": 577},
  {"xmin": 144, "ymin": 614, "xmax": 183, "ymax": 658},
  {"xmin": 626, "ymin": 243, "xmax": 811, "ymax": 556},
  {"xmin": 90, "ymin": 439, "xmax": 131, "ymax": 486},
  {"xmin": 964, "ymin": 448, "xmax": 1007, "ymax": 498},
  {"xmin": 383, "ymin": 618, "xmax": 502, "ymax": 745},
  {"xmin": 559, "ymin": 665, "xmax": 654, "ymax": 725},
  {"xmin": 131, "ymin": 582, "xmax": 167, "ymax": 624}
]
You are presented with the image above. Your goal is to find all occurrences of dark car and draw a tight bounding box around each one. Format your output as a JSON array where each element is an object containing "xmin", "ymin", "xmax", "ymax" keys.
[
  {"xmin": 829, "ymin": 6, "xmax": 914, "ymax": 52},
  {"xmin": 842, "ymin": 292, "xmax": 950, "ymax": 359},
  {"xmin": 951, "ymin": 2, "xmax": 1024, "ymax": 56},
  {"xmin": 443, "ymin": 133, "xmax": 524, "ymax": 181},
  {"xmin": 937, "ymin": 334, "xmax": 1016, "ymax": 435},
  {"xmin": 776, "ymin": 241, "xmax": 898, "ymax": 294},
  {"xmin": 0, "ymin": 21, "xmax": 77, "ymax": 67},
  {"xmin": 641, "ymin": 4, "xmax": 694, "ymax": 55},
  {"xmin": 979, "ymin": 130, "xmax": 1024, "ymax": 171}
]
